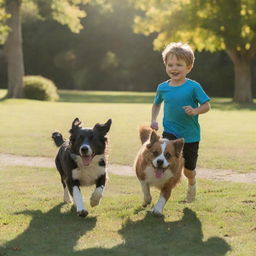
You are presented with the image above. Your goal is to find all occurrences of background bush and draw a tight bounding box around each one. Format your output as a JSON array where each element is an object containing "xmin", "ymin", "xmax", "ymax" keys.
[{"xmin": 23, "ymin": 75, "xmax": 59, "ymax": 101}]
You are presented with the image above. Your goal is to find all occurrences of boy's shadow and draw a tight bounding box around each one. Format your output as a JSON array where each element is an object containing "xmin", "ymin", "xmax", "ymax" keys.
[
  {"xmin": 1, "ymin": 206, "xmax": 231, "ymax": 256},
  {"xmin": 81, "ymin": 208, "xmax": 231, "ymax": 256}
]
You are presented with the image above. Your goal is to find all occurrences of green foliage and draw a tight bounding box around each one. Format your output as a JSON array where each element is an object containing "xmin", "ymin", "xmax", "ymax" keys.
[
  {"xmin": 131, "ymin": 0, "xmax": 256, "ymax": 56},
  {"xmin": 130, "ymin": 0, "xmax": 256, "ymax": 103},
  {"xmin": 0, "ymin": 2, "xmax": 10, "ymax": 44},
  {"xmin": 21, "ymin": 0, "xmax": 166, "ymax": 91},
  {"xmin": 15, "ymin": 0, "xmax": 256, "ymax": 96},
  {"xmin": 50, "ymin": 0, "xmax": 87, "ymax": 33},
  {"xmin": 21, "ymin": 1, "xmax": 43, "ymax": 23},
  {"xmin": 20, "ymin": 0, "xmax": 111, "ymax": 33},
  {"xmin": 23, "ymin": 75, "xmax": 59, "ymax": 101},
  {"xmin": 2, "ymin": 0, "xmax": 98, "ymax": 44}
]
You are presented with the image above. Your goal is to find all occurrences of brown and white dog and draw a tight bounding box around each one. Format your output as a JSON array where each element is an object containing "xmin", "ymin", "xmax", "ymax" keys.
[{"xmin": 134, "ymin": 126, "xmax": 184, "ymax": 215}]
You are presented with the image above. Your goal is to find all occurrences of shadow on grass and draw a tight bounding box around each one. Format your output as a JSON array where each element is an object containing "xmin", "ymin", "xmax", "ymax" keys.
[
  {"xmin": 1, "ymin": 206, "xmax": 231, "ymax": 256},
  {"xmin": 82, "ymin": 208, "xmax": 231, "ymax": 256},
  {"xmin": 0, "ymin": 203, "xmax": 97, "ymax": 256}
]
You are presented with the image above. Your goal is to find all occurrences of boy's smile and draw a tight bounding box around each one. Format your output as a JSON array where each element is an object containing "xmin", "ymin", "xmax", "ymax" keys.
[{"xmin": 165, "ymin": 54, "xmax": 192, "ymax": 86}]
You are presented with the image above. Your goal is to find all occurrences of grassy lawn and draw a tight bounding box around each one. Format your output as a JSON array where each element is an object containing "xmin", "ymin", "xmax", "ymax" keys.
[
  {"xmin": 0, "ymin": 89, "xmax": 256, "ymax": 172},
  {"xmin": 0, "ymin": 165, "xmax": 255, "ymax": 256}
]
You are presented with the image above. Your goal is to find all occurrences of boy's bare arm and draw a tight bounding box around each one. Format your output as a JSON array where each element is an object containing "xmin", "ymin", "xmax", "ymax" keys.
[
  {"xmin": 151, "ymin": 104, "xmax": 161, "ymax": 130},
  {"xmin": 183, "ymin": 101, "xmax": 210, "ymax": 116}
]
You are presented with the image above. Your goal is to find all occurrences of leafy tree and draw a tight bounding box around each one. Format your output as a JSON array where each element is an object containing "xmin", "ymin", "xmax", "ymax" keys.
[
  {"xmin": 2, "ymin": 0, "xmax": 102, "ymax": 98},
  {"xmin": 0, "ymin": 0, "xmax": 9, "ymax": 44},
  {"xmin": 131, "ymin": 0, "xmax": 256, "ymax": 103},
  {"xmin": 22, "ymin": 0, "xmax": 165, "ymax": 92}
]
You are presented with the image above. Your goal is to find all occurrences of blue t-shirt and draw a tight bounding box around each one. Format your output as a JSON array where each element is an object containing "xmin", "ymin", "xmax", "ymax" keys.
[{"xmin": 154, "ymin": 79, "xmax": 210, "ymax": 143}]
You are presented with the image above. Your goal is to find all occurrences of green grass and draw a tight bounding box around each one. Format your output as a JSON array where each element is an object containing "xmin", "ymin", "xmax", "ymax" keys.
[
  {"xmin": 0, "ymin": 165, "xmax": 255, "ymax": 256},
  {"xmin": 58, "ymin": 90, "xmax": 155, "ymax": 104},
  {"xmin": 0, "ymin": 89, "xmax": 256, "ymax": 172}
]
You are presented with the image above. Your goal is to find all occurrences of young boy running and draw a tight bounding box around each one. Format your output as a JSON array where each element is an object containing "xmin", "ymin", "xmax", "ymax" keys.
[{"xmin": 151, "ymin": 42, "xmax": 210, "ymax": 202}]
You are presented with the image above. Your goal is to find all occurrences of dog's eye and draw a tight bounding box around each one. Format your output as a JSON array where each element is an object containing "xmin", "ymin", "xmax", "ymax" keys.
[
  {"xmin": 153, "ymin": 151, "xmax": 159, "ymax": 157},
  {"xmin": 165, "ymin": 152, "xmax": 171, "ymax": 159}
]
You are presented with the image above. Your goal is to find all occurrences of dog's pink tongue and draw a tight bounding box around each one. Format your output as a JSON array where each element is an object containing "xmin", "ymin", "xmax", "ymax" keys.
[
  {"xmin": 155, "ymin": 168, "xmax": 164, "ymax": 178},
  {"xmin": 82, "ymin": 155, "xmax": 93, "ymax": 166}
]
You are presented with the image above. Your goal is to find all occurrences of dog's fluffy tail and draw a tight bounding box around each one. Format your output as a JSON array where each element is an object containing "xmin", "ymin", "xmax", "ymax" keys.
[
  {"xmin": 52, "ymin": 132, "xmax": 65, "ymax": 147},
  {"xmin": 139, "ymin": 125, "xmax": 153, "ymax": 144}
]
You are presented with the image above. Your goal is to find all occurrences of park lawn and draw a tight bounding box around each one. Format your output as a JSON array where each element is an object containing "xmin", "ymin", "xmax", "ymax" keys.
[
  {"xmin": 0, "ymin": 165, "xmax": 255, "ymax": 256},
  {"xmin": 0, "ymin": 89, "xmax": 256, "ymax": 172}
]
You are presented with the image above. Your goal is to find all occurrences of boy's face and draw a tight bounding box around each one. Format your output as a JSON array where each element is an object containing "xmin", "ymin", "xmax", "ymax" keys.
[{"xmin": 165, "ymin": 54, "xmax": 192, "ymax": 84}]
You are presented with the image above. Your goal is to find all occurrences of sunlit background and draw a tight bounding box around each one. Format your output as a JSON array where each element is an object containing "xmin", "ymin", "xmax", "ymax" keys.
[{"xmin": 0, "ymin": 0, "xmax": 256, "ymax": 102}]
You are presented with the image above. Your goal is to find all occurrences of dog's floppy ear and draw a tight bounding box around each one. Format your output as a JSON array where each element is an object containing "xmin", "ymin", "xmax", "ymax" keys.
[
  {"xmin": 173, "ymin": 138, "xmax": 184, "ymax": 158},
  {"xmin": 93, "ymin": 119, "xmax": 112, "ymax": 135},
  {"xmin": 146, "ymin": 130, "xmax": 159, "ymax": 149},
  {"xmin": 69, "ymin": 118, "xmax": 82, "ymax": 133}
]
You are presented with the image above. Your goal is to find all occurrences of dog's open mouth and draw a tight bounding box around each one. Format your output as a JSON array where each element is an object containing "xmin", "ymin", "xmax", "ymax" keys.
[
  {"xmin": 81, "ymin": 154, "xmax": 94, "ymax": 166},
  {"xmin": 153, "ymin": 167, "xmax": 169, "ymax": 178}
]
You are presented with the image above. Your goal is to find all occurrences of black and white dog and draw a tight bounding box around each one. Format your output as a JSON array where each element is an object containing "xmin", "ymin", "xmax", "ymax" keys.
[{"xmin": 52, "ymin": 117, "xmax": 112, "ymax": 217}]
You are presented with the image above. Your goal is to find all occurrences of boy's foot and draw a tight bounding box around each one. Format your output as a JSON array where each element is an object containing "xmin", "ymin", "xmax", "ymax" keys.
[{"xmin": 186, "ymin": 183, "xmax": 196, "ymax": 203}]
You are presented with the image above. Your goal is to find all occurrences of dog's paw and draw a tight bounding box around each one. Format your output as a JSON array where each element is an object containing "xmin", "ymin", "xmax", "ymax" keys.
[
  {"xmin": 186, "ymin": 183, "xmax": 196, "ymax": 203},
  {"xmin": 90, "ymin": 187, "xmax": 103, "ymax": 207},
  {"xmin": 151, "ymin": 208, "xmax": 163, "ymax": 216},
  {"xmin": 142, "ymin": 200, "xmax": 151, "ymax": 208},
  {"xmin": 142, "ymin": 195, "xmax": 152, "ymax": 207},
  {"xmin": 77, "ymin": 209, "xmax": 88, "ymax": 218}
]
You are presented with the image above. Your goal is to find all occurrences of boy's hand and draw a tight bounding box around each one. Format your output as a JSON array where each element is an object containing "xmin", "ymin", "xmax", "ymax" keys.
[
  {"xmin": 151, "ymin": 121, "xmax": 159, "ymax": 130},
  {"xmin": 183, "ymin": 106, "xmax": 197, "ymax": 116}
]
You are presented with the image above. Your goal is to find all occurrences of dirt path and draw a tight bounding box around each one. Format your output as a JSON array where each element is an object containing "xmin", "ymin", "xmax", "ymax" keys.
[{"xmin": 0, "ymin": 153, "xmax": 256, "ymax": 184}]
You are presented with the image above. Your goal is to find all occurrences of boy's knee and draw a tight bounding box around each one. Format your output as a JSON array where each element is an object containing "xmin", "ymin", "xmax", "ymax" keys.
[
  {"xmin": 184, "ymin": 168, "xmax": 196, "ymax": 185},
  {"xmin": 184, "ymin": 168, "xmax": 196, "ymax": 178}
]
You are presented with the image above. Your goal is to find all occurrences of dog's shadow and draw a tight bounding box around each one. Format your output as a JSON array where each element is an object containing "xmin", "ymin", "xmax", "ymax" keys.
[
  {"xmin": 1, "ymin": 206, "xmax": 231, "ymax": 256},
  {"xmin": 81, "ymin": 207, "xmax": 231, "ymax": 256},
  {"xmin": 0, "ymin": 203, "xmax": 97, "ymax": 256}
]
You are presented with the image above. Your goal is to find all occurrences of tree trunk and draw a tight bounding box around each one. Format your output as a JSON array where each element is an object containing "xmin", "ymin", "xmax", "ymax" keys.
[
  {"xmin": 4, "ymin": 0, "xmax": 24, "ymax": 98},
  {"xmin": 232, "ymin": 57, "xmax": 252, "ymax": 103},
  {"xmin": 227, "ymin": 49, "xmax": 253, "ymax": 103}
]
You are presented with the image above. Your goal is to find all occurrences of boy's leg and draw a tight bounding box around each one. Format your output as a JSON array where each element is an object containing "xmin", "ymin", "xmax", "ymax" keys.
[
  {"xmin": 184, "ymin": 168, "xmax": 196, "ymax": 203},
  {"xmin": 162, "ymin": 132, "xmax": 199, "ymax": 202},
  {"xmin": 183, "ymin": 142, "xmax": 199, "ymax": 203},
  {"xmin": 184, "ymin": 168, "xmax": 196, "ymax": 185}
]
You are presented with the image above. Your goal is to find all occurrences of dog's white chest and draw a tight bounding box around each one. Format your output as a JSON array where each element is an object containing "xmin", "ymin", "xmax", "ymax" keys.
[
  {"xmin": 144, "ymin": 165, "xmax": 173, "ymax": 189},
  {"xmin": 72, "ymin": 155, "xmax": 106, "ymax": 186}
]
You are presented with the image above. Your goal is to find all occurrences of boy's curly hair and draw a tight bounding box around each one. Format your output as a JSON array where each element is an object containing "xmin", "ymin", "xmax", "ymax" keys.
[{"xmin": 162, "ymin": 42, "xmax": 195, "ymax": 67}]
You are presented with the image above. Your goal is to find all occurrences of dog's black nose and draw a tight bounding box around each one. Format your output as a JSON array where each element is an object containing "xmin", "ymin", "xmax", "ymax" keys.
[
  {"xmin": 157, "ymin": 159, "xmax": 164, "ymax": 166},
  {"xmin": 81, "ymin": 146, "xmax": 89, "ymax": 154}
]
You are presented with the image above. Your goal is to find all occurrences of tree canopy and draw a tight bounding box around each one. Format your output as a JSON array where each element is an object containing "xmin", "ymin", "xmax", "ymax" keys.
[
  {"xmin": 131, "ymin": 0, "xmax": 256, "ymax": 103},
  {"xmin": 132, "ymin": 0, "xmax": 256, "ymax": 53},
  {"xmin": 0, "ymin": 0, "xmax": 9, "ymax": 44},
  {"xmin": 1, "ymin": 0, "xmax": 109, "ymax": 98},
  {"xmin": 22, "ymin": 0, "xmax": 165, "ymax": 91}
]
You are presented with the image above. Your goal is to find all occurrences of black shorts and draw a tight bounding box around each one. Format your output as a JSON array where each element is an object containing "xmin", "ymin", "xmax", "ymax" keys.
[{"xmin": 162, "ymin": 132, "xmax": 199, "ymax": 171}]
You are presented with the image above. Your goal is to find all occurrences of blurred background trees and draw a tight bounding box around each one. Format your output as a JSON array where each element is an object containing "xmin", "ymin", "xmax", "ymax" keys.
[
  {"xmin": 1, "ymin": 0, "xmax": 103, "ymax": 98},
  {"xmin": 0, "ymin": 0, "xmax": 256, "ymax": 102},
  {"xmin": 131, "ymin": 0, "xmax": 256, "ymax": 103},
  {"xmin": 0, "ymin": 0, "xmax": 9, "ymax": 43}
]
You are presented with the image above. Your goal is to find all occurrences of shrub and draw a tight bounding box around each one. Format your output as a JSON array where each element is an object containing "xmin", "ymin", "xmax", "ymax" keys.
[{"xmin": 23, "ymin": 75, "xmax": 59, "ymax": 101}]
